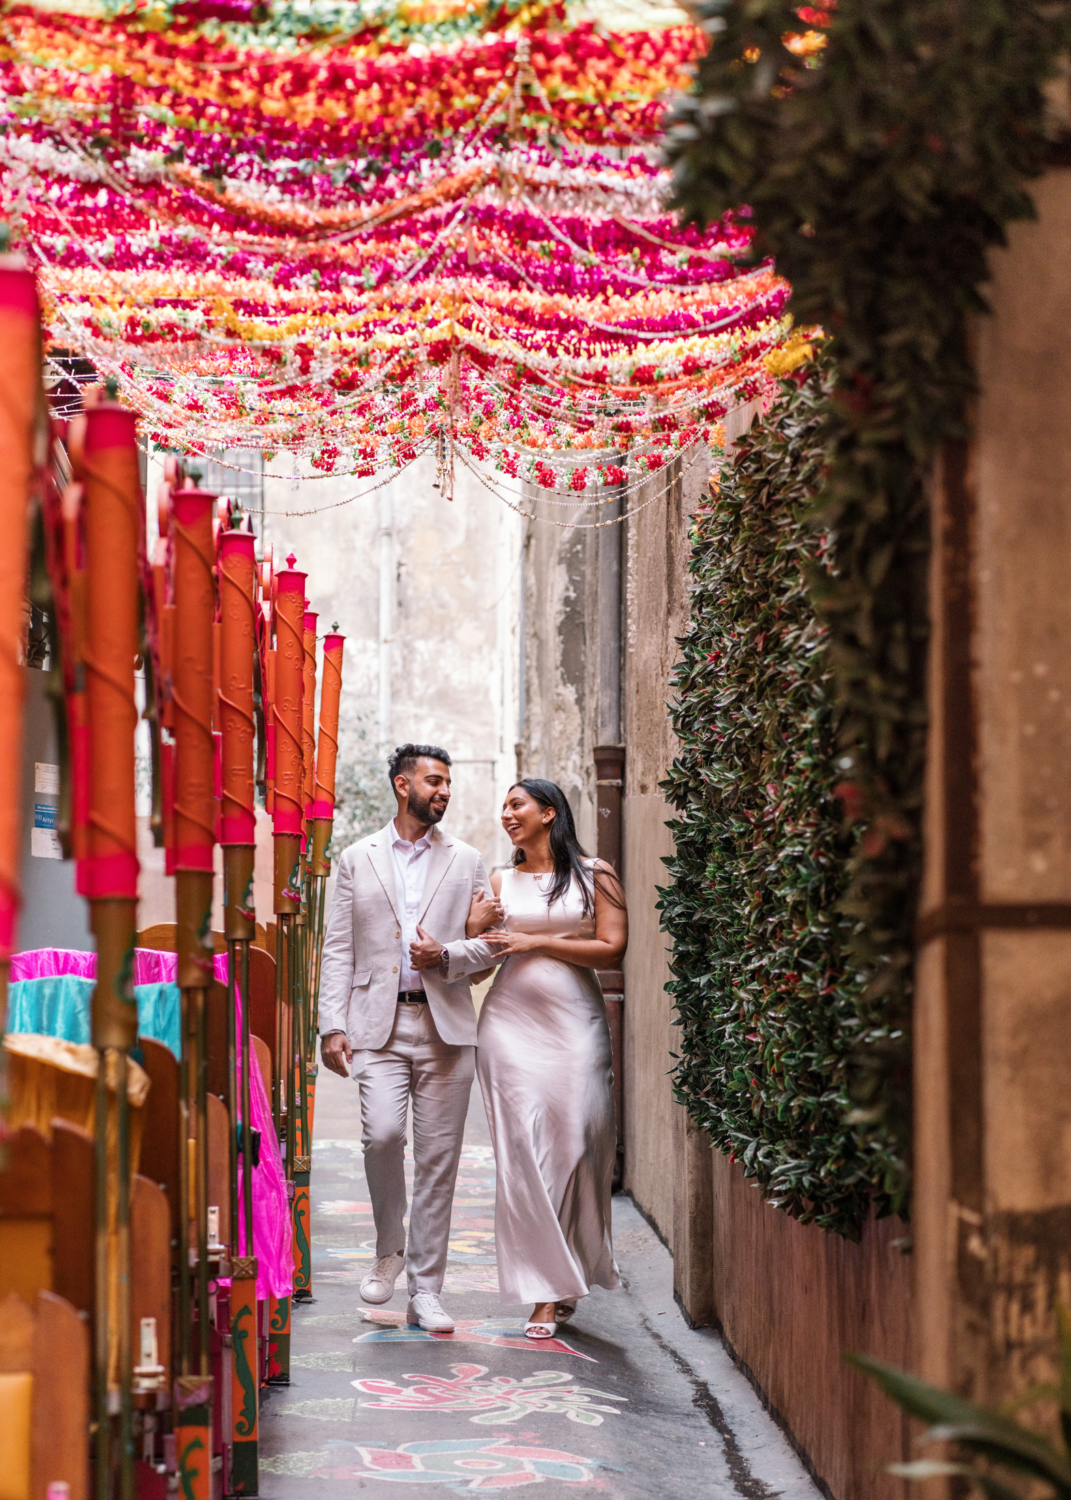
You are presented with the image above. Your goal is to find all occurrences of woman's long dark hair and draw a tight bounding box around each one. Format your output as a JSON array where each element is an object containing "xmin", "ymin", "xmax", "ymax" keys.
[{"xmin": 510, "ymin": 779, "xmax": 596, "ymax": 916}]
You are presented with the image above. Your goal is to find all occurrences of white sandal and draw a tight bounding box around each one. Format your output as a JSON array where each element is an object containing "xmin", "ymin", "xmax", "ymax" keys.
[
  {"xmin": 524, "ymin": 1319, "xmax": 558, "ymax": 1340},
  {"xmin": 555, "ymin": 1300, "xmax": 577, "ymax": 1323}
]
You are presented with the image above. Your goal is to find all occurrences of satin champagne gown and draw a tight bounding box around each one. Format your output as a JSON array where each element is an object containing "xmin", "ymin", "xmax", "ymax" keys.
[{"xmin": 477, "ymin": 865, "xmax": 620, "ymax": 1306}]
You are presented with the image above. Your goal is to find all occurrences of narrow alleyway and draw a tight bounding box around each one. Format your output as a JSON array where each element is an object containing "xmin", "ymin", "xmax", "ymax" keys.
[{"xmin": 259, "ymin": 1068, "xmax": 822, "ymax": 1499}]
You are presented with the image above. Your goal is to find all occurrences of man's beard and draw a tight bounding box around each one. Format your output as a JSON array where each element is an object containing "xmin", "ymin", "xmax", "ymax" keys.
[{"xmin": 408, "ymin": 789, "xmax": 446, "ymax": 825}]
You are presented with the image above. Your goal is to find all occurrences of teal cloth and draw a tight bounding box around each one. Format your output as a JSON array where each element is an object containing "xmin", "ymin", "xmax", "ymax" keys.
[
  {"xmin": 133, "ymin": 983, "xmax": 181, "ymax": 1058},
  {"xmin": 7, "ymin": 976, "xmax": 181, "ymax": 1059},
  {"xmin": 7, "ymin": 974, "xmax": 93, "ymax": 1044}
]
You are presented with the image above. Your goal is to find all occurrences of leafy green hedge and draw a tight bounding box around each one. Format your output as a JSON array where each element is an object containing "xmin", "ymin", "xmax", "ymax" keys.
[
  {"xmin": 659, "ymin": 0, "xmax": 1071, "ymax": 1234},
  {"xmin": 661, "ymin": 364, "xmax": 907, "ymax": 1237}
]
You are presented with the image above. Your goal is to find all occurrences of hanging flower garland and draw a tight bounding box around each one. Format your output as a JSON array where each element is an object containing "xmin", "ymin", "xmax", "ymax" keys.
[{"xmin": 0, "ymin": 0, "xmax": 806, "ymax": 496}]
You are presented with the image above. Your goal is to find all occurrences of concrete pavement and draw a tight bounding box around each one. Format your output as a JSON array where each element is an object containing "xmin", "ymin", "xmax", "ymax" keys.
[{"xmin": 259, "ymin": 1065, "xmax": 822, "ymax": 1499}]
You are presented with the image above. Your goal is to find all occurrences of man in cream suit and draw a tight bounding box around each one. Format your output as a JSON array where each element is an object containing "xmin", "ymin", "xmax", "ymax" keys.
[{"xmin": 318, "ymin": 743, "xmax": 498, "ymax": 1332}]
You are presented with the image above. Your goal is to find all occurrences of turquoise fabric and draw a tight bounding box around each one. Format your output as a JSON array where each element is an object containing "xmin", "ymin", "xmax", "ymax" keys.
[
  {"xmin": 7, "ymin": 974, "xmax": 94, "ymax": 1044},
  {"xmin": 133, "ymin": 983, "xmax": 181, "ymax": 1059},
  {"xmin": 7, "ymin": 976, "xmax": 181, "ymax": 1059}
]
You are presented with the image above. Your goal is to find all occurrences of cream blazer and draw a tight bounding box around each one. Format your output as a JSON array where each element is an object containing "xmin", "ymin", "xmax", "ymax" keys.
[{"xmin": 317, "ymin": 821, "xmax": 491, "ymax": 1051}]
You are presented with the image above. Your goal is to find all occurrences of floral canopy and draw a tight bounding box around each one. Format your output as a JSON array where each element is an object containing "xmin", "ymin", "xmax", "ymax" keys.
[{"xmin": 0, "ymin": 0, "xmax": 802, "ymax": 515}]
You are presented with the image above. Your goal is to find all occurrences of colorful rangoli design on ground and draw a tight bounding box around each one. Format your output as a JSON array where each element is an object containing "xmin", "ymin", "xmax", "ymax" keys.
[
  {"xmin": 352, "ymin": 1363, "xmax": 626, "ymax": 1426},
  {"xmin": 355, "ymin": 1310, "xmax": 595, "ymax": 1361},
  {"xmin": 315, "ymin": 1142, "xmax": 501, "ymax": 1290},
  {"xmin": 261, "ymin": 1436, "xmax": 619, "ymax": 1487}
]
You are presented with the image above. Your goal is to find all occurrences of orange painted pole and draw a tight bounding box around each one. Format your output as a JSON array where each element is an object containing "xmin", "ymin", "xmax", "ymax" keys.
[
  {"xmin": 308, "ymin": 629, "xmax": 344, "ymax": 1145},
  {"xmin": 269, "ymin": 554, "xmax": 305, "ymax": 1369},
  {"xmin": 78, "ymin": 398, "xmax": 143, "ymax": 1499},
  {"xmin": 218, "ymin": 525, "xmax": 259, "ymax": 1491},
  {"xmin": 312, "ymin": 632, "xmax": 344, "ymax": 835},
  {"xmin": 301, "ymin": 608, "xmax": 317, "ymax": 841},
  {"xmin": 272, "ymin": 557, "xmax": 305, "ymax": 916},
  {"xmin": 171, "ymin": 482, "xmax": 216, "ymax": 1470},
  {"xmin": 171, "ymin": 482, "xmax": 216, "ymax": 977},
  {"xmin": 296, "ymin": 606, "xmax": 317, "ymax": 1152},
  {"xmin": 219, "ymin": 528, "xmax": 258, "ymax": 871},
  {"xmin": 0, "ymin": 264, "xmax": 42, "ymax": 1042},
  {"xmin": 79, "ymin": 403, "xmax": 141, "ymax": 923}
]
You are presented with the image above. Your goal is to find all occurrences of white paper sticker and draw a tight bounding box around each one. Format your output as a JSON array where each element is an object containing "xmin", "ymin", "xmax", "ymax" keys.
[
  {"xmin": 34, "ymin": 762, "xmax": 60, "ymax": 795},
  {"xmin": 31, "ymin": 826, "xmax": 62, "ymax": 860}
]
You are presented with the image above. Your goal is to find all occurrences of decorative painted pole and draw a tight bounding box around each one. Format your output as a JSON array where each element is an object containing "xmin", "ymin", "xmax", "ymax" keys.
[
  {"xmin": 308, "ymin": 628, "xmax": 344, "ymax": 1144},
  {"xmin": 218, "ymin": 522, "xmax": 259, "ymax": 1493},
  {"xmin": 170, "ymin": 481, "xmax": 216, "ymax": 1492},
  {"xmin": 291, "ymin": 604, "xmax": 317, "ymax": 1303},
  {"xmin": 0, "ymin": 263, "xmax": 43, "ymax": 1082},
  {"xmin": 267, "ymin": 552, "xmax": 305, "ymax": 1385},
  {"xmin": 78, "ymin": 396, "xmax": 142, "ymax": 1500}
]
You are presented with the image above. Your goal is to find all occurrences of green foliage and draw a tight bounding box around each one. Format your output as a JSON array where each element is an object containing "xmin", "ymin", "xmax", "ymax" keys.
[
  {"xmin": 663, "ymin": 0, "xmax": 1071, "ymax": 1187},
  {"xmin": 854, "ymin": 1311, "xmax": 1071, "ymax": 1500},
  {"xmin": 662, "ymin": 362, "xmax": 906, "ymax": 1235}
]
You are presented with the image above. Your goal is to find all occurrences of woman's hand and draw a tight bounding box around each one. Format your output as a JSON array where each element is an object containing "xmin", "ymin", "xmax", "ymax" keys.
[
  {"xmin": 466, "ymin": 888, "xmax": 504, "ymax": 938},
  {"xmin": 481, "ymin": 928, "xmax": 544, "ymax": 957}
]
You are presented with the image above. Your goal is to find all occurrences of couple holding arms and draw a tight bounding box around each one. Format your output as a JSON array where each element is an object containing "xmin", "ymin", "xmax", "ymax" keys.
[{"xmin": 318, "ymin": 742, "xmax": 628, "ymax": 1340}]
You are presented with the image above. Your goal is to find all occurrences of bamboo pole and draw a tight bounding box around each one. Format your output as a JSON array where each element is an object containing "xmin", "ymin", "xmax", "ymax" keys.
[
  {"xmin": 288, "ymin": 605, "xmax": 317, "ymax": 1300},
  {"xmin": 170, "ymin": 481, "xmax": 216, "ymax": 1472},
  {"xmin": 309, "ymin": 629, "xmax": 344, "ymax": 1047},
  {"xmin": 218, "ymin": 522, "xmax": 259, "ymax": 1493},
  {"xmin": 78, "ymin": 398, "xmax": 142, "ymax": 1500},
  {"xmin": 300, "ymin": 607, "xmax": 317, "ymax": 1013},
  {"xmin": 268, "ymin": 553, "xmax": 305, "ymax": 1382}
]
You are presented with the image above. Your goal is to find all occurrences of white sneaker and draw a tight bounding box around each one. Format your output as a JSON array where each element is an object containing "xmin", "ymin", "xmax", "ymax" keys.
[
  {"xmin": 407, "ymin": 1292, "xmax": 456, "ymax": 1332},
  {"xmin": 360, "ymin": 1251, "xmax": 405, "ymax": 1305}
]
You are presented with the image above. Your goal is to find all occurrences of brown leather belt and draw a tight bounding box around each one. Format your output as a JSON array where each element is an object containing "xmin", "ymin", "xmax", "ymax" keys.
[{"xmin": 397, "ymin": 990, "xmax": 427, "ymax": 1003}]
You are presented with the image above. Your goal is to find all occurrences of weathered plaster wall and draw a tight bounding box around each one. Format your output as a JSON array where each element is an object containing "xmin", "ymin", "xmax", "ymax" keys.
[
  {"xmin": 520, "ymin": 504, "xmax": 600, "ymax": 852},
  {"xmin": 621, "ymin": 455, "xmax": 706, "ymax": 1243},
  {"xmin": 135, "ymin": 451, "xmax": 521, "ymax": 931},
  {"xmin": 261, "ymin": 452, "xmax": 523, "ymax": 872}
]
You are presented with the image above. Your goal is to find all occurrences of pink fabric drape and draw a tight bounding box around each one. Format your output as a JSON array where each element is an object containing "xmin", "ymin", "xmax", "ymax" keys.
[
  {"xmin": 217, "ymin": 951, "xmax": 293, "ymax": 1301},
  {"xmin": 10, "ymin": 947, "xmax": 96, "ymax": 981},
  {"xmin": 9, "ymin": 948, "xmax": 229, "ymax": 985}
]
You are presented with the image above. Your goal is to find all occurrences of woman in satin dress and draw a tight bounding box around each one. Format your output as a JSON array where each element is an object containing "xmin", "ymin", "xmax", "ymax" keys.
[{"xmin": 468, "ymin": 779, "xmax": 628, "ymax": 1340}]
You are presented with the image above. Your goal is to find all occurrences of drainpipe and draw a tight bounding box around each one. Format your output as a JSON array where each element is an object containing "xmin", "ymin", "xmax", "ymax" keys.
[{"xmin": 595, "ymin": 483, "xmax": 625, "ymax": 1187}]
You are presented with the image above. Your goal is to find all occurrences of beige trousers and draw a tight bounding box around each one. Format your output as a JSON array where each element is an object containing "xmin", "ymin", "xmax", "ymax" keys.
[{"xmin": 350, "ymin": 1001, "xmax": 475, "ymax": 1295}]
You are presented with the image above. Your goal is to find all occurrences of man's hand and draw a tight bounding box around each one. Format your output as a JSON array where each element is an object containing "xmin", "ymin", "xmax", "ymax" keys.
[
  {"xmin": 321, "ymin": 1030, "xmax": 352, "ymax": 1078},
  {"xmin": 466, "ymin": 888, "xmax": 504, "ymax": 937},
  {"xmin": 410, "ymin": 923, "xmax": 446, "ymax": 972}
]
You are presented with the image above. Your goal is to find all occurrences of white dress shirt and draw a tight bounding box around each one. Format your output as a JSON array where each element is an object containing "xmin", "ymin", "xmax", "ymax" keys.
[{"xmin": 391, "ymin": 820, "xmax": 434, "ymax": 992}]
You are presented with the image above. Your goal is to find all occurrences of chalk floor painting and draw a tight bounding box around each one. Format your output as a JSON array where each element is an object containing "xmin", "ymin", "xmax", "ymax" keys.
[
  {"xmin": 352, "ymin": 1363, "xmax": 626, "ymax": 1426},
  {"xmin": 261, "ymin": 1436, "xmax": 619, "ymax": 1488},
  {"xmin": 284, "ymin": 1124, "xmax": 631, "ymax": 1490},
  {"xmin": 355, "ymin": 1309, "xmax": 596, "ymax": 1361},
  {"xmin": 315, "ymin": 1141, "xmax": 500, "ymax": 1293}
]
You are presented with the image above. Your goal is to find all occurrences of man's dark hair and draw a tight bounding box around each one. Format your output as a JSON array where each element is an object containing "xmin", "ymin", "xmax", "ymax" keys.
[{"xmin": 387, "ymin": 743, "xmax": 452, "ymax": 787}]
